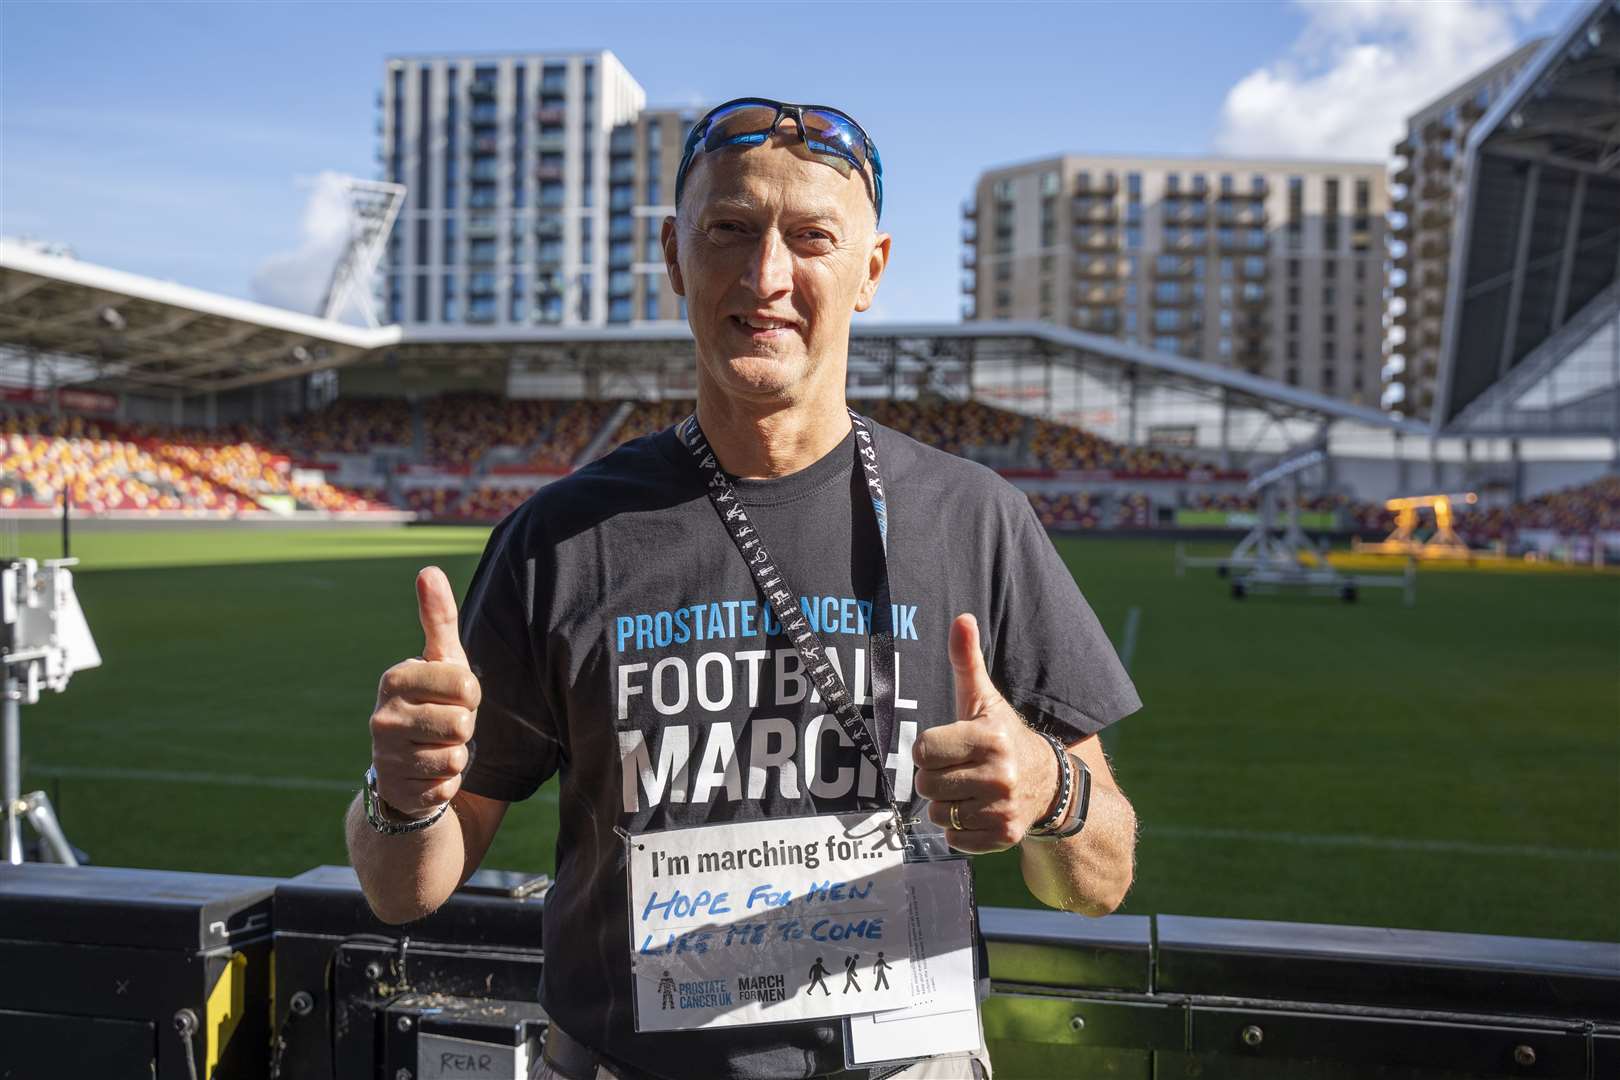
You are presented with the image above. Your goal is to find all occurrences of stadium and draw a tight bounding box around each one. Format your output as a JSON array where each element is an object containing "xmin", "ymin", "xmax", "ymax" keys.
[{"xmin": 1, "ymin": 3, "xmax": 1618, "ymax": 1078}]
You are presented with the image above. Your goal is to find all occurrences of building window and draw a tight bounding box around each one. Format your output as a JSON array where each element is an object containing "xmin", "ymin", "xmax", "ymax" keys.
[
  {"xmin": 1286, "ymin": 175, "xmax": 1304, "ymax": 249},
  {"xmin": 1127, "ymin": 172, "xmax": 1142, "ymax": 199},
  {"xmin": 414, "ymin": 273, "xmax": 429, "ymax": 322}
]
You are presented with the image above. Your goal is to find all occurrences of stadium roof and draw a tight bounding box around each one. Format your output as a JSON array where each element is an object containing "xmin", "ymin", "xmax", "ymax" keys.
[
  {"xmin": 0, "ymin": 241, "xmax": 397, "ymax": 394},
  {"xmin": 1436, "ymin": 0, "xmax": 1620, "ymax": 436},
  {"xmin": 0, "ymin": 241, "xmax": 1422, "ymax": 434}
]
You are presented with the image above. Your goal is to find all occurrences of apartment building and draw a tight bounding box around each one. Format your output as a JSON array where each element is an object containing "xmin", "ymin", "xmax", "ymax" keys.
[
  {"xmin": 376, "ymin": 51, "xmax": 699, "ymax": 329},
  {"xmin": 962, "ymin": 156, "xmax": 1389, "ymax": 405},
  {"xmin": 1385, "ymin": 40, "xmax": 1546, "ymax": 415}
]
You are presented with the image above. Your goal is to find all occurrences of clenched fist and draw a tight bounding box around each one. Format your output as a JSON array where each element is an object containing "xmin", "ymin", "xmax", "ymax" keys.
[
  {"xmin": 913, "ymin": 613, "xmax": 1063, "ymax": 853},
  {"xmin": 368, "ymin": 566, "xmax": 481, "ymax": 819}
]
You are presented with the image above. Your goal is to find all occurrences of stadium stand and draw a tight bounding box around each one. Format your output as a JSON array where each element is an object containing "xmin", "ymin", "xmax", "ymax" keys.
[
  {"xmin": 1029, "ymin": 416, "xmax": 1205, "ymax": 475},
  {"xmin": 1, "ymin": 407, "xmax": 394, "ymax": 515},
  {"xmin": 458, "ymin": 485, "xmax": 533, "ymax": 522},
  {"xmin": 865, "ymin": 399, "xmax": 1026, "ymax": 458},
  {"xmin": 524, "ymin": 400, "xmax": 622, "ymax": 469},
  {"xmin": 7, "ymin": 397, "xmax": 1614, "ymax": 547},
  {"xmin": 424, "ymin": 394, "xmax": 565, "ymax": 468},
  {"xmin": 278, "ymin": 397, "xmax": 412, "ymax": 453},
  {"xmin": 1027, "ymin": 491, "xmax": 1102, "ymax": 530}
]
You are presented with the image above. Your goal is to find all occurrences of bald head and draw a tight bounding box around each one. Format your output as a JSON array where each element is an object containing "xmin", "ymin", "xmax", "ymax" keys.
[{"xmin": 658, "ymin": 129, "xmax": 892, "ymax": 416}]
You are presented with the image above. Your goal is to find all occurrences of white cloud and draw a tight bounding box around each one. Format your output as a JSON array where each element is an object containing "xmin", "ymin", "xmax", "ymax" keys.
[
  {"xmin": 1213, "ymin": 0, "xmax": 1547, "ymax": 160},
  {"xmin": 250, "ymin": 172, "xmax": 354, "ymax": 315}
]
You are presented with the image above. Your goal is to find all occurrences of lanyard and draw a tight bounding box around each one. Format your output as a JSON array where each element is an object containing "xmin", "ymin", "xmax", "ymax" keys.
[{"xmin": 678, "ymin": 409, "xmax": 900, "ymax": 813}]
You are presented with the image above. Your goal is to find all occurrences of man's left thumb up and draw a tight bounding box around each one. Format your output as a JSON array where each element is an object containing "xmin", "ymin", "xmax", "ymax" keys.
[{"xmin": 949, "ymin": 612, "xmax": 997, "ymax": 721}]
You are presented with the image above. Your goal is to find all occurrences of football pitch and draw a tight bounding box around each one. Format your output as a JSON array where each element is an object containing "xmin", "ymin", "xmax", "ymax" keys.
[{"xmin": 11, "ymin": 525, "xmax": 1619, "ymax": 944}]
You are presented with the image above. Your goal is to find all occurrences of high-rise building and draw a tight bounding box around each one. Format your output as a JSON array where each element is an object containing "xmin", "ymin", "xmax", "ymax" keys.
[
  {"xmin": 376, "ymin": 52, "xmax": 697, "ymax": 329},
  {"xmin": 1383, "ymin": 40, "xmax": 1546, "ymax": 416},
  {"xmin": 962, "ymin": 156, "xmax": 1389, "ymax": 405}
]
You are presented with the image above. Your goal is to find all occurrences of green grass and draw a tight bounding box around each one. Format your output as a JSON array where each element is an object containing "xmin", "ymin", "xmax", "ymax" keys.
[{"xmin": 12, "ymin": 528, "xmax": 1619, "ymax": 943}]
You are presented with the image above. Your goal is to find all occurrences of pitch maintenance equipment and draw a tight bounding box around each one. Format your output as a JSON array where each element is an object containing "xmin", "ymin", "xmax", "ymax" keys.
[
  {"xmin": 1176, "ymin": 445, "xmax": 1415, "ymax": 604},
  {"xmin": 1354, "ymin": 492, "xmax": 1480, "ymax": 559},
  {"xmin": 2, "ymin": 556, "xmax": 100, "ymax": 865}
]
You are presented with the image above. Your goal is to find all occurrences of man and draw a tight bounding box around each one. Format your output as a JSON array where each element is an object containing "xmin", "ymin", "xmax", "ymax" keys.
[{"xmin": 347, "ymin": 97, "xmax": 1140, "ymax": 1080}]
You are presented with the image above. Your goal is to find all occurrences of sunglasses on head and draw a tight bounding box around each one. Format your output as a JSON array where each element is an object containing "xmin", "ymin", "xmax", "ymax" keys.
[{"xmin": 673, "ymin": 97, "xmax": 884, "ymax": 224}]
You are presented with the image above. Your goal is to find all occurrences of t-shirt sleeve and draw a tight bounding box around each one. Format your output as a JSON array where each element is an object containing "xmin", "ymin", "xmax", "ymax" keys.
[
  {"xmin": 458, "ymin": 513, "xmax": 561, "ymax": 802},
  {"xmin": 989, "ymin": 495, "xmax": 1142, "ymax": 740}
]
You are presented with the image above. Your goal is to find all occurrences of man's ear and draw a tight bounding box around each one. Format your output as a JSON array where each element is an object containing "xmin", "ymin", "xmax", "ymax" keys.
[
  {"xmin": 661, "ymin": 216, "xmax": 685, "ymax": 297},
  {"xmin": 854, "ymin": 231, "xmax": 891, "ymax": 313}
]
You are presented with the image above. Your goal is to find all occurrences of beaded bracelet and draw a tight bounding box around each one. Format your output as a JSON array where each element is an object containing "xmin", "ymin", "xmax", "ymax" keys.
[{"xmin": 1025, "ymin": 731, "xmax": 1074, "ymax": 837}]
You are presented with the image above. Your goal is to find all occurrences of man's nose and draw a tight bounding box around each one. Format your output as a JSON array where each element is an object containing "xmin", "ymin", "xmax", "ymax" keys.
[{"xmin": 742, "ymin": 229, "xmax": 793, "ymax": 298}]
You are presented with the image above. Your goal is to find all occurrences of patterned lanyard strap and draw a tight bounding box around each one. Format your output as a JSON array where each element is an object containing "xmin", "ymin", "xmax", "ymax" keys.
[{"xmin": 679, "ymin": 408, "xmax": 900, "ymax": 813}]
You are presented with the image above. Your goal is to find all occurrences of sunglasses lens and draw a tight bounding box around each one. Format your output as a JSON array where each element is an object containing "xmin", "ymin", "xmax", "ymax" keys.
[
  {"xmin": 800, "ymin": 109, "xmax": 866, "ymax": 166},
  {"xmin": 703, "ymin": 102, "xmax": 780, "ymax": 150}
]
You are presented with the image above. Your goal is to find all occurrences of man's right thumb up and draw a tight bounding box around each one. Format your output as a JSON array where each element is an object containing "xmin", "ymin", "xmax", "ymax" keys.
[{"xmin": 416, "ymin": 566, "xmax": 468, "ymax": 666}]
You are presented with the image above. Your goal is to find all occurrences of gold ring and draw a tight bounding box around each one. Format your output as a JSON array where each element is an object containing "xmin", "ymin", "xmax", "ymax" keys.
[{"xmin": 949, "ymin": 802, "xmax": 963, "ymax": 832}]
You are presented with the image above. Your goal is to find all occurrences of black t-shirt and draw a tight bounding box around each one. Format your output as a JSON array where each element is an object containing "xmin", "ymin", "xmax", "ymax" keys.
[{"xmin": 458, "ymin": 417, "xmax": 1141, "ymax": 1080}]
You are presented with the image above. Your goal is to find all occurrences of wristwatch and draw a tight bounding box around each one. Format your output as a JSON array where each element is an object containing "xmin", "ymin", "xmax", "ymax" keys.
[{"xmin": 362, "ymin": 764, "xmax": 451, "ymax": 835}]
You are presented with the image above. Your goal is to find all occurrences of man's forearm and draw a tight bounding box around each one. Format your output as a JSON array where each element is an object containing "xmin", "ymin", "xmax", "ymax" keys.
[
  {"xmin": 344, "ymin": 793, "xmax": 471, "ymax": 924},
  {"xmin": 1018, "ymin": 783, "xmax": 1137, "ymax": 916}
]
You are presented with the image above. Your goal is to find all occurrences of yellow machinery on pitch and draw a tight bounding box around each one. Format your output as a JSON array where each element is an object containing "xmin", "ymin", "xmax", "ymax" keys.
[{"xmin": 1354, "ymin": 492, "xmax": 1480, "ymax": 560}]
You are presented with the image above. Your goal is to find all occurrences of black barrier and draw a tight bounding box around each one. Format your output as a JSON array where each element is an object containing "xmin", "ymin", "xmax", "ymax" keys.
[{"xmin": 1, "ymin": 863, "xmax": 1616, "ymax": 1079}]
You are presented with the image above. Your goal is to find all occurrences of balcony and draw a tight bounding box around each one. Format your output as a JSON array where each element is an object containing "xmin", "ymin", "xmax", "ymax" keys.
[
  {"xmin": 961, "ymin": 200, "xmax": 977, "ymax": 220},
  {"xmin": 1075, "ymin": 173, "xmax": 1120, "ymax": 196},
  {"xmin": 1072, "ymin": 228, "xmax": 1121, "ymax": 251},
  {"xmin": 1074, "ymin": 256, "xmax": 1122, "ymax": 278},
  {"xmin": 534, "ymin": 217, "xmax": 563, "ymax": 239},
  {"xmin": 1074, "ymin": 282, "xmax": 1122, "ymax": 305},
  {"xmin": 1165, "ymin": 204, "xmax": 1209, "ymax": 226},
  {"xmin": 1072, "ymin": 307, "xmax": 1121, "ymax": 334},
  {"xmin": 1073, "ymin": 199, "xmax": 1118, "ymax": 223},
  {"xmin": 470, "ymin": 79, "xmax": 498, "ymax": 99},
  {"xmin": 1393, "ymin": 166, "xmax": 1414, "ymax": 188},
  {"xmin": 1394, "ymin": 136, "xmax": 1416, "ymax": 158},
  {"xmin": 535, "ymin": 163, "xmax": 564, "ymax": 182},
  {"xmin": 1152, "ymin": 288, "xmax": 1199, "ymax": 308},
  {"xmin": 1218, "ymin": 233, "xmax": 1266, "ymax": 255},
  {"xmin": 1417, "ymin": 182, "xmax": 1450, "ymax": 203},
  {"xmin": 1422, "ymin": 119, "xmax": 1453, "ymax": 143},
  {"xmin": 1152, "ymin": 257, "xmax": 1196, "ymax": 279},
  {"xmin": 536, "ymin": 134, "xmax": 566, "ymax": 153},
  {"xmin": 1417, "ymin": 207, "xmax": 1451, "ymax": 232},
  {"xmin": 473, "ymin": 135, "xmax": 499, "ymax": 155},
  {"xmin": 536, "ymin": 107, "xmax": 567, "ymax": 126},
  {"xmin": 1217, "ymin": 203, "xmax": 1267, "ymax": 227},
  {"xmin": 466, "ymin": 218, "xmax": 498, "ymax": 239},
  {"xmin": 1417, "ymin": 237, "xmax": 1450, "ymax": 261},
  {"xmin": 1230, "ymin": 178, "xmax": 1269, "ymax": 199},
  {"xmin": 1239, "ymin": 260, "xmax": 1270, "ymax": 281},
  {"xmin": 1236, "ymin": 288, "xmax": 1268, "ymax": 309},
  {"xmin": 961, "ymin": 252, "xmax": 977, "ymax": 269}
]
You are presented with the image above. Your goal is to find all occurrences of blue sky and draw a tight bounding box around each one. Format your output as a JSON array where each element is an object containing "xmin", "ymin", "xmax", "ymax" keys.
[{"xmin": 0, "ymin": 1, "xmax": 1570, "ymax": 322}]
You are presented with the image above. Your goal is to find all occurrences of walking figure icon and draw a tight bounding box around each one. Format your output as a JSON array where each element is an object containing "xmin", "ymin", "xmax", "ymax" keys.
[
  {"xmin": 843, "ymin": 954, "xmax": 862, "ymax": 993},
  {"xmin": 807, "ymin": 957, "xmax": 832, "ymax": 996},
  {"xmin": 658, "ymin": 970, "xmax": 676, "ymax": 1010},
  {"xmin": 873, "ymin": 951, "xmax": 892, "ymax": 991}
]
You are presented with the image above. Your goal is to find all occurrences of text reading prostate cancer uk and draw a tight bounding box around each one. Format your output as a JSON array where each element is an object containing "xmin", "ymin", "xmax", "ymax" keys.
[{"xmin": 628, "ymin": 812, "xmax": 915, "ymax": 1031}]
